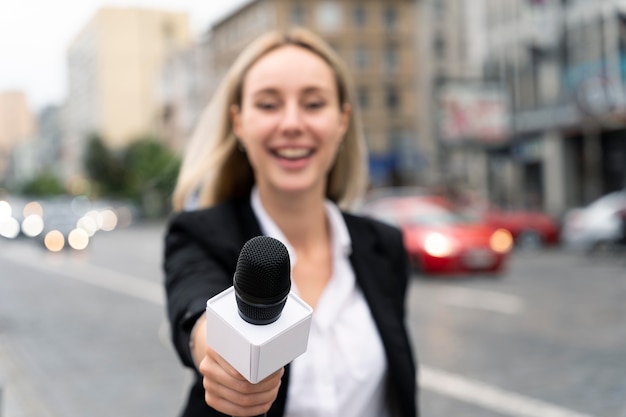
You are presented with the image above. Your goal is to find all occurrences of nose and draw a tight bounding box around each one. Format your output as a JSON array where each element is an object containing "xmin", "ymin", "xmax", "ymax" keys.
[{"xmin": 279, "ymin": 101, "xmax": 303, "ymax": 137}]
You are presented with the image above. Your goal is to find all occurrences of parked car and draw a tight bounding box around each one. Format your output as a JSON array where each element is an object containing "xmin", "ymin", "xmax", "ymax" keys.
[
  {"xmin": 561, "ymin": 190, "xmax": 626, "ymax": 253},
  {"xmin": 464, "ymin": 205, "xmax": 560, "ymax": 249},
  {"xmin": 360, "ymin": 193, "xmax": 514, "ymax": 276},
  {"xmin": 423, "ymin": 187, "xmax": 561, "ymax": 249}
]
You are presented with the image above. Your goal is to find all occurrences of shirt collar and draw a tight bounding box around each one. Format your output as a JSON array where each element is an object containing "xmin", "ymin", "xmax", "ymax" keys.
[{"xmin": 250, "ymin": 187, "xmax": 352, "ymax": 264}]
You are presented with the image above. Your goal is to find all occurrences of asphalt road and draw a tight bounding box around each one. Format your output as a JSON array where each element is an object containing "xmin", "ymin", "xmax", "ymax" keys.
[{"xmin": 1, "ymin": 222, "xmax": 624, "ymax": 417}]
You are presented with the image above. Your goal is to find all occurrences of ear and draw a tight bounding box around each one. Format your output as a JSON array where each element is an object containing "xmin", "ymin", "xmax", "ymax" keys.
[
  {"xmin": 230, "ymin": 104, "xmax": 242, "ymax": 138},
  {"xmin": 339, "ymin": 103, "xmax": 351, "ymax": 138}
]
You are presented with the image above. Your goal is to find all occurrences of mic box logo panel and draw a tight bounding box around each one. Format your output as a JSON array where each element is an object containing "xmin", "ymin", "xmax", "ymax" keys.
[{"xmin": 206, "ymin": 287, "xmax": 313, "ymax": 383}]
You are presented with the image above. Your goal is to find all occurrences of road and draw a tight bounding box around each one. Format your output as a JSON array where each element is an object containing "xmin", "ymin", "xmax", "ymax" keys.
[{"xmin": 1, "ymin": 222, "xmax": 625, "ymax": 417}]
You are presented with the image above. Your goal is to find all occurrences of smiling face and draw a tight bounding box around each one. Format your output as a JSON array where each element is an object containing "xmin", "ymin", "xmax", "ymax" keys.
[{"xmin": 232, "ymin": 45, "xmax": 350, "ymax": 202}]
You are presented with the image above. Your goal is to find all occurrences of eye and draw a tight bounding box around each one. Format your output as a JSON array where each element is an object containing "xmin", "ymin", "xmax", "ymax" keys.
[
  {"xmin": 305, "ymin": 101, "xmax": 325, "ymax": 110},
  {"xmin": 255, "ymin": 102, "xmax": 278, "ymax": 111}
]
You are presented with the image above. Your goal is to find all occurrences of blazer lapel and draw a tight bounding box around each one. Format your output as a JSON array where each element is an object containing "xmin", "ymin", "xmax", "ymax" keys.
[{"xmin": 345, "ymin": 216, "xmax": 402, "ymax": 339}]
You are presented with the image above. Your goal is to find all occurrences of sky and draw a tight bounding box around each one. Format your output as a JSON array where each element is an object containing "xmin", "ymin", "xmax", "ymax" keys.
[{"xmin": 0, "ymin": 0, "xmax": 250, "ymax": 111}]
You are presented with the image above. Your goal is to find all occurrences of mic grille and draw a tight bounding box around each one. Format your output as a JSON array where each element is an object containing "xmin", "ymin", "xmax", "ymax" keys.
[{"xmin": 234, "ymin": 236, "xmax": 291, "ymax": 325}]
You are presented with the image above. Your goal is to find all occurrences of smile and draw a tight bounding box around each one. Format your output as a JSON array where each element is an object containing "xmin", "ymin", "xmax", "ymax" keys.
[{"xmin": 273, "ymin": 148, "xmax": 314, "ymax": 160}]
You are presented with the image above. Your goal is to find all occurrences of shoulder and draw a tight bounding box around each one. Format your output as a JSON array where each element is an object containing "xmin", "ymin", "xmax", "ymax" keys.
[
  {"xmin": 168, "ymin": 198, "xmax": 249, "ymax": 231},
  {"xmin": 165, "ymin": 198, "xmax": 260, "ymax": 252},
  {"xmin": 342, "ymin": 211, "xmax": 403, "ymax": 246}
]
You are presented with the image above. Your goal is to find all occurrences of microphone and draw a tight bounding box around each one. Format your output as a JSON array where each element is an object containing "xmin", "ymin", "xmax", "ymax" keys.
[
  {"xmin": 233, "ymin": 236, "xmax": 290, "ymax": 417},
  {"xmin": 234, "ymin": 236, "xmax": 291, "ymax": 325},
  {"xmin": 205, "ymin": 235, "xmax": 313, "ymax": 388}
]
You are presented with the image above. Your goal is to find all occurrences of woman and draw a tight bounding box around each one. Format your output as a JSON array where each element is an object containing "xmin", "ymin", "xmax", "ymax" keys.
[{"xmin": 164, "ymin": 27, "xmax": 418, "ymax": 417}]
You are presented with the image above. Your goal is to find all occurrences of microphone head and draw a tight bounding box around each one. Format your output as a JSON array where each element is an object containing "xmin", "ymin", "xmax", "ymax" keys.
[{"xmin": 234, "ymin": 236, "xmax": 291, "ymax": 325}]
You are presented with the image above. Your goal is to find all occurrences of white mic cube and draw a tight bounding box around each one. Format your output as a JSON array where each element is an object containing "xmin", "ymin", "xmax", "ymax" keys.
[{"xmin": 205, "ymin": 287, "xmax": 313, "ymax": 383}]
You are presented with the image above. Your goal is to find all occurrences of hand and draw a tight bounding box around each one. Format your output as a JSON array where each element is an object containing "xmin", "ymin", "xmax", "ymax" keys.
[{"xmin": 200, "ymin": 345, "xmax": 284, "ymax": 416}]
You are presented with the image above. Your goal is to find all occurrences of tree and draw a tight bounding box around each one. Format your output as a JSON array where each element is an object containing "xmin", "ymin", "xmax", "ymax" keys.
[
  {"xmin": 83, "ymin": 133, "xmax": 129, "ymax": 197},
  {"xmin": 82, "ymin": 133, "xmax": 181, "ymax": 218},
  {"xmin": 20, "ymin": 170, "xmax": 65, "ymax": 196},
  {"xmin": 124, "ymin": 136, "xmax": 181, "ymax": 217}
]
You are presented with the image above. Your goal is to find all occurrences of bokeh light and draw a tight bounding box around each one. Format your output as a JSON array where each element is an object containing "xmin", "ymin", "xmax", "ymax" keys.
[
  {"xmin": 490, "ymin": 229, "xmax": 514, "ymax": 254},
  {"xmin": 0, "ymin": 200, "xmax": 12, "ymax": 221},
  {"xmin": 99, "ymin": 209, "xmax": 118, "ymax": 231},
  {"xmin": 68, "ymin": 228, "xmax": 89, "ymax": 250},
  {"xmin": 0, "ymin": 216, "xmax": 20, "ymax": 239},
  {"xmin": 44, "ymin": 230, "xmax": 65, "ymax": 252},
  {"xmin": 23, "ymin": 201, "xmax": 43, "ymax": 218},
  {"xmin": 77, "ymin": 215, "xmax": 98, "ymax": 237},
  {"xmin": 21, "ymin": 214, "xmax": 44, "ymax": 237}
]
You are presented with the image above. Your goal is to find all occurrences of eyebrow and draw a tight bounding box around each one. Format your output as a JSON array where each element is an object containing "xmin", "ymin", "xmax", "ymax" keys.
[{"xmin": 251, "ymin": 86, "xmax": 333, "ymax": 98}]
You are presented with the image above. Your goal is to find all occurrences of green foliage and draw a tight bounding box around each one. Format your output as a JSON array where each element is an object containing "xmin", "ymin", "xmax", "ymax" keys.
[
  {"xmin": 84, "ymin": 133, "xmax": 129, "ymax": 197},
  {"xmin": 21, "ymin": 170, "xmax": 65, "ymax": 196},
  {"xmin": 82, "ymin": 133, "xmax": 181, "ymax": 218}
]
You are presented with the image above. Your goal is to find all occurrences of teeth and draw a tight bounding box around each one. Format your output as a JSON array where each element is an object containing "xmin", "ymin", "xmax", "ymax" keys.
[{"xmin": 276, "ymin": 148, "xmax": 311, "ymax": 159}]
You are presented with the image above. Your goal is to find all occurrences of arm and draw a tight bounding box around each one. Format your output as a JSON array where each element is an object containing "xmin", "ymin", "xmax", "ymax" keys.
[{"xmin": 164, "ymin": 209, "xmax": 283, "ymax": 415}]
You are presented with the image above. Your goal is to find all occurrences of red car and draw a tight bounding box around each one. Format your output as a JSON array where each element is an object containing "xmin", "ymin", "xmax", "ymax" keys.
[
  {"xmin": 478, "ymin": 207, "xmax": 560, "ymax": 248},
  {"xmin": 361, "ymin": 195, "xmax": 514, "ymax": 276}
]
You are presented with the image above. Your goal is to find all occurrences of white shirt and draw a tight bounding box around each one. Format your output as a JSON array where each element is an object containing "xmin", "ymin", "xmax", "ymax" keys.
[{"xmin": 251, "ymin": 188, "xmax": 390, "ymax": 417}]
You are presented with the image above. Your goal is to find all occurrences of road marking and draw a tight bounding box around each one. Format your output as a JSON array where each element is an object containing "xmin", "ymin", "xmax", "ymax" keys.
[
  {"xmin": 437, "ymin": 285, "xmax": 524, "ymax": 315},
  {"xmin": 420, "ymin": 365, "xmax": 597, "ymax": 417},
  {"xmin": 0, "ymin": 244, "xmax": 164, "ymax": 305},
  {"xmin": 1, "ymin": 243, "xmax": 594, "ymax": 417}
]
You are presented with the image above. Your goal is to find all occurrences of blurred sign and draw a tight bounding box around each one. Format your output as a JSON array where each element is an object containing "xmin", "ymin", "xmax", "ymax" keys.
[{"xmin": 437, "ymin": 81, "xmax": 510, "ymax": 144}]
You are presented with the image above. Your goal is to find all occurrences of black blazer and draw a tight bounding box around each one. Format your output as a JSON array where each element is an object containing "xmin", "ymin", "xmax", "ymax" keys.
[{"xmin": 163, "ymin": 197, "xmax": 418, "ymax": 417}]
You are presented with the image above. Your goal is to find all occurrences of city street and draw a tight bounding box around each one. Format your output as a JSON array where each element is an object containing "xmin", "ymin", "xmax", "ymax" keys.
[{"xmin": 1, "ymin": 221, "xmax": 625, "ymax": 417}]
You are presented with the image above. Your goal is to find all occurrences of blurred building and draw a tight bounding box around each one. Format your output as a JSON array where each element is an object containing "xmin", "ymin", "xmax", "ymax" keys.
[
  {"xmin": 479, "ymin": 0, "xmax": 626, "ymax": 216},
  {"xmin": 417, "ymin": 0, "xmax": 494, "ymax": 191},
  {"xmin": 162, "ymin": 0, "xmax": 421, "ymax": 187},
  {"xmin": 0, "ymin": 91, "xmax": 36, "ymax": 184},
  {"xmin": 36, "ymin": 105, "xmax": 64, "ymax": 176},
  {"xmin": 160, "ymin": 35, "xmax": 213, "ymax": 153},
  {"xmin": 64, "ymin": 7, "xmax": 192, "ymax": 178}
]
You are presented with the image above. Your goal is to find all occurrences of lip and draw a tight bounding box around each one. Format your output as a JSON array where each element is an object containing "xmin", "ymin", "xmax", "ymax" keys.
[
  {"xmin": 272, "ymin": 147, "xmax": 314, "ymax": 159},
  {"xmin": 270, "ymin": 146, "xmax": 315, "ymax": 170}
]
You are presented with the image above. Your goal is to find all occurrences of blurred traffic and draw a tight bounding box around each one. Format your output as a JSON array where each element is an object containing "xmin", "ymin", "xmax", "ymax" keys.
[
  {"xmin": 561, "ymin": 189, "xmax": 626, "ymax": 255},
  {"xmin": 0, "ymin": 194, "xmax": 135, "ymax": 252},
  {"xmin": 360, "ymin": 188, "xmax": 514, "ymax": 276}
]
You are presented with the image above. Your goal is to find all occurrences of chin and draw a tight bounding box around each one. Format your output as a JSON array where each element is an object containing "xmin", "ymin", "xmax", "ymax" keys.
[{"xmin": 271, "ymin": 180, "xmax": 323, "ymax": 197}]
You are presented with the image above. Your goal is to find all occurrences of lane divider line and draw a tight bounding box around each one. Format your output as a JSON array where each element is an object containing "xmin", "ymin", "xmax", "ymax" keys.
[
  {"xmin": 437, "ymin": 286, "xmax": 524, "ymax": 315},
  {"xmin": 2, "ymin": 245, "xmax": 594, "ymax": 417},
  {"xmin": 420, "ymin": 365, "xmax": 597, "ymax": 417},
  {"xmin": 1, "ymin": 246, "xmax": 164, "ymax": 305}
]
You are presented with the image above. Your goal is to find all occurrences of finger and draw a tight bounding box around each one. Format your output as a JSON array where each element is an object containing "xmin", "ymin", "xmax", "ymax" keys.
[
  {"xmin": 206, "ymin": 346, "xmax": 247, "ymax": 381},
  {"xmin": 204, "ymin": 377, "xmax": 281, "ymax": 417},
  {"xmin": 206, "ymin": 347, "xmax": 284, "ymax": 391},
  {"xmin": 203, "ymin": 391, "xmax": 273, "ymax": 417}
]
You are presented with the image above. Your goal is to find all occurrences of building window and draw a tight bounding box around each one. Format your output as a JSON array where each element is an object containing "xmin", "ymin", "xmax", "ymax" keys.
[
  {"xmin": 353, "ymin": 4, "xmax": 366, "ymax": 27},
  {"xmin": 386, "ymin": 86, "xmax": 400, "ymax": 110},
  {"xmin": 354, "ymin": 45, "xmax": 369, "ymax": 69},
  {"xmin": 316, "ymin": 1, "xmax": 342, "ymax": 32},
  {"xmin": 384, "ymin": 5, "xmax": 398, "ymax": 31},
  {"xmin": 357, "ymin": 87, "xmax": 369, "ymax": 109},
  {"xmin": 433, "ymin": 33, "xmax": 446, "ymax": 59},
  {"xmin": 291, "ymin": 3, "xmax": 305, "ymax": 26},
  {"xmin": 384, "ymin": 45, "xmax": 398, "ymax": 73},
  {"xmin": 433, "ymin": 0, "xmax": 446, "ymax": 19}
]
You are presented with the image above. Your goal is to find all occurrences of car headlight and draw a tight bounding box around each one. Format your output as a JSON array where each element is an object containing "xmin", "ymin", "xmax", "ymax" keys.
[
  {"xmin": 424, "ymin": 232, "xmax": 458, "ymax": 258},
  {"xmin": 44, "ymin": 230, "xmax": 65, "ymax": 252},
  {"xmin": 68, "ymin": 228, "xmax": 89, "ymax": 250},
  {"xmin": 490, "ymin": 228, "xmax": 513, "ymax": 254},
  {"xmin": 0, "ymin": 216, "xmax": 20, "ymax": 239},
  {"xmin": 22, "ymin": 214, "xmax": 44, "ymax": 237},
  {"xmin": 0, "ymin": 200, "xmax": 12, "ymax": 221}
]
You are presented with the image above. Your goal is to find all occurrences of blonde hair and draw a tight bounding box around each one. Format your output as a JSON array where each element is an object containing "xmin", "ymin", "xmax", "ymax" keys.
[{"xmin": 172, "ymin": 27, "xmax": 368, "ymax": 212}]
